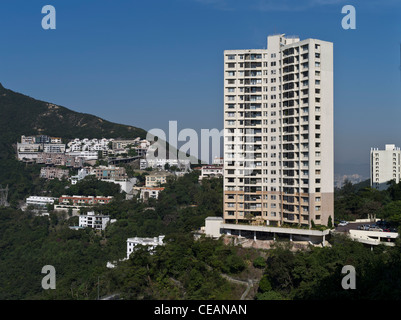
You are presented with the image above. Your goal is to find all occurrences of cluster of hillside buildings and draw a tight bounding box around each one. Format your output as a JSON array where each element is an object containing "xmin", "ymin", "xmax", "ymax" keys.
[{"xmin": 17, "ymin": 135, "xmax": 151, "ymax": 163}]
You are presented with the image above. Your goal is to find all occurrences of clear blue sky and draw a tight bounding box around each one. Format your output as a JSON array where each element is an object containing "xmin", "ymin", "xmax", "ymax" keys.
[{"xmin": 1, "ymin": 0, "xmax": 401, "ymax": 177}]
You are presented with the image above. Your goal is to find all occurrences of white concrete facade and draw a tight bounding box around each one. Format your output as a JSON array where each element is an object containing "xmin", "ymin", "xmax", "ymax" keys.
[
  {"xmin": 26, "ymin": 196, "xmax": 57, "ymax": 207},
  {"xmin": 126, "ymin": 235, "xmax": 165, "ymax": 258},
  {"xmin": 370, "ymin": 144, "xmax": 401, "ymax": 190},
  {"xmin": 79, "ymin": 211, "xmax": 110, "ymax": 230},
  {"xmin": 223, "ymin": 33, "xmax": 334, "ymax": 228}
]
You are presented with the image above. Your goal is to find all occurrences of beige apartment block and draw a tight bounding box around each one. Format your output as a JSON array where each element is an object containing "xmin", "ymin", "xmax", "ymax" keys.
[{"xmin": 223, "ymin": 34, "xmax": 334, "ymax": 228}]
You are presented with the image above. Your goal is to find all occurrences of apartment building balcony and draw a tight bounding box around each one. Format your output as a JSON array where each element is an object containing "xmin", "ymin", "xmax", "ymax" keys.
[
  {"xmin": 283, "ymin": 214, "xmax": 300, "ymax": 223},
  {"xmin": 282, "ymin": 151, "xmax": 299, "ymax": 160},
  {"xmin": 244, "ymin": 87, "xmax": 262, "ymax": 93},
  {"xmin": 282, "ymin": 143, "xmax": 296, "ymax": 151},
  {"xmin": 283, "ymin": 195, "xmax": 300, "ymax": 205},
  {"xmin": 283, "ymin": 91, "xmax": 299, "ymax": 99},
  {"xmin": 283, "ymin": 99, "xmax": 299, "ymax": 108},
  {"xmin": 244, "ymin": 95, "xmax": 262, "ymax": 102},
  {"xmin": 244, "ymin": 112, "xmax": 262, "ymax": 118},
  {"xmin": 283, "ymin": 82, "xmax": 299, "ymax": 91},
  {"xmin": 283, "ymin": 168, "xmax": 297, "ymax": 177},
  {"xmin": 283, "ymin": 117, "xmax": 299, "ymax": 125},
  {"xmin": 244, "ymin": 120, "xmax": 262, "ymax": 127},
  {"xmin": 283, "ymin": 65, "xmax": 299, "ymax": 74},
  {"xmin": 244, "ymin": 104, "xmax": 261, "ymax": 110},
  {"xmin": 283, "ymin": 134, "xmax": 297, "ymax": 142},
  {"xmin": 245, "ymin": 71, "xmax": 263, "ymax": 77},
  {"xmin": 283, "ymin": 73, "xmax": 298, "ymax": 82},
  {"xmin": 282, "ymin": 47, "xmax": 298, "ymax": 57},
  {"xmin": 283, "ymin": 160, "xmax": 296, "ymax": 169},
  {"xmin": 243, "ymin": 164, "xmax": 261, "ymax": 170},
  {"xmin": 244, "ymin": 79, "xmax": 262, "ymax": 86},
  {"xmin": 283, "ymin": 56, "xmax": 297, "ymax": 65},
  {"xmin": 244, "ymin": 54, "xmax": 262, "ymax": 61},
  {"xmin": 244, "ymin": 186, "xmax": 262, "ymax": 193},
  {"xmin": 283, "ymin": 109, "xmax": 298, "ymax": 118},
  {"xmin": 301, "ymin": 71, "xmax": 309, "ymax": 80},
  {"xmin": 244, "ymin": 62, "xmax": 262, "ymax": 69},
  {"xmin": 244, "ymin": 178, "xmax": 262, "ymax": 185},
  {"xmin": 244, "ymin": 195, "xmax": 261, "ymax": 202},
  {"xmin": 244, "ymin": 205, "xmax": 262, "ymax": 211},
  {"xmin": 243, "ymin": 137, "xmax": 262, "ymax": 143},
  {"xmin": 244, "ymin": 172, "xmax": 262, "ymax": 178}
]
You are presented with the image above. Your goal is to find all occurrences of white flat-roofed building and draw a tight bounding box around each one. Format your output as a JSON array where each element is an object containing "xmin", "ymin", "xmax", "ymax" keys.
[
  {"xmin": 199, "ymin": 165, "xmax": 223, "ymax": 181},
  {"xmin": 370, "ymin": 144, "xmax": 401, "ymax": 190},
  {"xmin": 26, "ymin": 196, "xmax": 57, "ymax": 208},
  {"xmin": 213, "ymin": 157, "xmax": 224, "ymax": 166},
  {"xmin": 43, "ymin": 143, "xmax": 66, "ymax": 153},
  {"xmin": 126, "ymin": 235, "xmax": 165, "ymax": 258},
  {"xmin": 79, "ymin": 211, "xmax": 110, "ymax": 230},
  {"xmin": 70, "ymin": 168, "xmax": 90, "ymax": 185},
  {"xmin": 17, "ymin": 143, "xmax": 42, "ymax": 160},
  {"xmin": 139, "ymin": 187, "xmax": 164, "ymax": 201},
  {"xmin": 66, "ymin": 151, "xmax": 99, "ymax": 160}
]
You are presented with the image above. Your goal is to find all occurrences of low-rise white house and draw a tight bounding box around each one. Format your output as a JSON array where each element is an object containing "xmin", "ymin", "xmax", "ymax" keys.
[
  {"xmin": 199, "ymin": 165, "xmax": 223, "ymax": 181},
  {"xmin": 139, "ymin": 187, "xmax": 164, "ymax": 201},
  {"xmin": 79, "ymin": 211, "xmax": 110, "ymax": 230},
  {"xmin": 126, "ymin": 235, "xmax": 165, "ymax": 258},
  {"xmin": 70, "ymin": 168, "xmax": 90, "ymax": 185},
  {"xmin": 26, "ymin": 196, "xmax": 57, "ymax": 208}
]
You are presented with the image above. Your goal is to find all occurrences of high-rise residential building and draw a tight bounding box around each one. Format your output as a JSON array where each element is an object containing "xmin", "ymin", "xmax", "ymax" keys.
[
  {"xmin": 370, "ymin": 144, "xmax": 401, "ymax": 190},
  {"xmin": 223, "ymin": 33, "xmax": 334, "ymax": 227}
]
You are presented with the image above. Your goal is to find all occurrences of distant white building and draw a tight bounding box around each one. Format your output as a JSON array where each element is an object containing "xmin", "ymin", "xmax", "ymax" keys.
[
  {"xmin": 26, "ymin": 196, "xmax": 57, "ymax": 208},
  {"xmin": 79, "ymin": 211, "xmax": 110, "ymax": 230},
  {"xmin": 17, "ymin": 143, "xmax": 42, "ymax": 160},
  {"xmin": 67, "ymin": 138, "xmax": 113, "ymax": 155},
  {"xmin": 43, "ymin": 143, "xmax": 66, "ymax": 153},
  {"xmin": 70, "ymin": 168, "xmax": 90, "ymax": 185},
  {"xmin": 199, "ymin": 165, "xmax": 223, "ymax": 181},
  {"xmin": 370, "ymin": 144, "xmax": 401, "ymax": 190},
  {"xmin": 126, "ymin": 235, "xmax": 165, "ymax": 258},
  {"xmin": 213, "ymin": 157, "xmax": 224, "ymax": 166},
  {"xmin": 139, "ymin": 187, "xmax": 165, "ymax": 201},
  {"xmin": 66, "ymin": 151, "xmax": 99, "ymax": 160},
  {"xmin": 144, "ymin": 158, "xmax": 191, "ymax": 171}
]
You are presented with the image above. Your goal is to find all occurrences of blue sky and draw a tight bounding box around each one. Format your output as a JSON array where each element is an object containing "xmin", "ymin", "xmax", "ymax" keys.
[{"xmin": 0, "ymin": 0, "xmax": 401, "ymax": 177}]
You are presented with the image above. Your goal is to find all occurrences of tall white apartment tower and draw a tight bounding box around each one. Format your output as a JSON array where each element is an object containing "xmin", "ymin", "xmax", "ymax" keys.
[
  {"xmin": 370, "ymin": 144, "xmax": 401, "ymax": 190},
  {"xmin": 223, "ymin": 34, "xmax": 334, "ymax": 227}
]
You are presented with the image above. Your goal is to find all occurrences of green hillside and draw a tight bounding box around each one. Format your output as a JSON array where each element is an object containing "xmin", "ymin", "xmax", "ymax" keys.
[
  {"xmin": 0, "ymin": 82, "xmax": 147, "ymax": 158},
  {"xmin": 0, "ymin": 83, "xmax": 147, "ymax": 205}
]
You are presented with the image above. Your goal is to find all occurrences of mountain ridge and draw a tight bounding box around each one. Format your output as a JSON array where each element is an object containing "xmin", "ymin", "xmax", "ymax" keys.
[{"xmin": 0, "ymin": 83, "xmax": 148, "ymax": 150}]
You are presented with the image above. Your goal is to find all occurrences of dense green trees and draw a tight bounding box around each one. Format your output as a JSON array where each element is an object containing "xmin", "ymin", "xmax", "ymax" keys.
[
  {"xmin": 335, "ymin": 179, "xmax": 401, "ymax": 225},
  {"xmin": 256, "ymin": 235, "xmax": 401, "ymax": 300},
  {"xmin": 0, "ymin": 172, "xmax": 232, "ymax": 300},
  {"xmin": 5, "ymin": 166, "xmax": 401, "ymax": 300}
]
